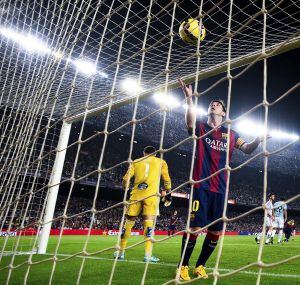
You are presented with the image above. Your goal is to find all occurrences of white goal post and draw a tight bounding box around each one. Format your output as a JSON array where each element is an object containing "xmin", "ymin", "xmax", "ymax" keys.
[{"xmin": 38, "ymin": 121, "xmax": 71, "ymax": 254}]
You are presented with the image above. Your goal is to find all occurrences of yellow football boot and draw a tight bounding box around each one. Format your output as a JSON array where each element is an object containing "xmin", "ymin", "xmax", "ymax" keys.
[
  {"xmin": 194, "ymin": 265, "xmax": 208, "ymax": 279},
  {"xmin": 176, "ymin": 266, "xmax": 191, "ymax": 281}
]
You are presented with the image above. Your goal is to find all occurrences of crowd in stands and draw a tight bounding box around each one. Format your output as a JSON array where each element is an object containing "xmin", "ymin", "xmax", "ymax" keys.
[
  {"xmin": 61, "ymin": 129, "xmax": 300, "ymax": 209},
  {"xmin": 7, "ymin": 106, "xmax": 298, "ymax": 233},
  {"xmin": 3, "ymin": 192, "xmax": 299, "ymax": 233},
  {"xmin": 48, "ymin": 196, "xmax": 299, "ymax": 233}
]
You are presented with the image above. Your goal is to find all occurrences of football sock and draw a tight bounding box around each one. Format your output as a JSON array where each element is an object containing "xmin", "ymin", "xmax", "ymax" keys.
[
  {"xmin": 266, "ymin": 230, "xmax": 272, "ymax": 243},
  {"xmin": 271, "ymin": 229, "xmax": 276, "ymax": 237},
  {"xmin": 120, "ymin": 220, "xmax": 135, "ymax": 252},
  {"xmin": 196, "ymin": 232, "xmax": 219, "ymax": 267},
  {"xmin": 180, "ymin": 233, "xmax": 198, "ymax": 266},
  {"xmin": 278, "ymin": 230, "xmax": 283, "ymax": 242},
  {"xmin": 143, "ymin": 219, "xmax": 154, "ymax": 257}
]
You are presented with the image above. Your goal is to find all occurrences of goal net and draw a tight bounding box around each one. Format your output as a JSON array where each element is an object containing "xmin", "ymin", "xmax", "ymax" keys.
[{"xmin": 0, "ymin": 0, "xmax": 299, "ymax": 284}]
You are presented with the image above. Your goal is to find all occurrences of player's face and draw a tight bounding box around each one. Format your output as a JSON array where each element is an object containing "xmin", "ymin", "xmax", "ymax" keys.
[
  {"xmin": 208, "ymin": 101, "xmax": 225, "ymax": 117},
  {"xmin": 270, "ymin": 194, "xmax": 275, "ymax": 201}
]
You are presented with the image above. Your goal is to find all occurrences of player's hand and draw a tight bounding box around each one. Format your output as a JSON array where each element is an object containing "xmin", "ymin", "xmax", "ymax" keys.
[
  {"xmin": 161, "ymin": 190, "xmax": 172, "ymax": 207},
  {"xmin": 257, "ymin": 133, "xmax": 272, "ymax": 142},
  {"xmin": 178, "ymin": 79, "xmax": 193, "ymax": 101}
]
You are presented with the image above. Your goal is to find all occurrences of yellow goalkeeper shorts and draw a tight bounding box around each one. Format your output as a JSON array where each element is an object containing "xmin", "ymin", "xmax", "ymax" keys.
[{"xmin": 126, "ymin": 196, "xmax": 160, "ymax": 217}]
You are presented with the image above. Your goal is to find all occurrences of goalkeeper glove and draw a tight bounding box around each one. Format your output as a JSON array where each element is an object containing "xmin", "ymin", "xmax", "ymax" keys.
[{"xmin": 161, "ymin": 190, "xmax": 172, "ymax": 207}]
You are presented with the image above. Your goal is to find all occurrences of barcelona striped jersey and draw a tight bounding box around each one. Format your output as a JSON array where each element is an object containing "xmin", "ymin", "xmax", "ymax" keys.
[{"xmin": 190, "ymin": 121, "xmax": 245, "ymax": 194}]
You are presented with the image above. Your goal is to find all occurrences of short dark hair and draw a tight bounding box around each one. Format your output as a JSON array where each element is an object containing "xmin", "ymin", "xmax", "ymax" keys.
[
  {"xmin": 268, "ymin": 193, "xmax": 275, "ymax": 199},
  {"xmin": 210, "ymin": 99, "xmax": 226, "ymax": 113},
  {"xmin": 143, "ymin": 146, "xmax": 156, "ymax": 155}
]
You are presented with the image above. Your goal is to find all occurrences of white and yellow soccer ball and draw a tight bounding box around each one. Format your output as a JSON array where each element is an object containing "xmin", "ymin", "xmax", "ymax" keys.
[{"xmin": 179, "ymin": 18, "xmax": 206, "ymax": 45}]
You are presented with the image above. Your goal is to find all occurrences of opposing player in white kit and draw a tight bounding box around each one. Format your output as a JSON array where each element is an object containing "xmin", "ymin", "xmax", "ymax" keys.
[
  {"xmin": 265, "ymin": 194, "xmax": 275, "ymax": 244},
  {"xmin": 256, "ymin": 194, "xmax": 275, "ymax": 244},
  {"xmin": 273, "ymin": 198, "xmax": 287, "ymax": 243}
]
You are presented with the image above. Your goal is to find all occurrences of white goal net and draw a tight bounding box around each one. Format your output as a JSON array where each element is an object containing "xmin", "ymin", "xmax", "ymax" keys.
[{"xmin": 0, "ymin": 0, "xmax": 299, "ymax": 284}]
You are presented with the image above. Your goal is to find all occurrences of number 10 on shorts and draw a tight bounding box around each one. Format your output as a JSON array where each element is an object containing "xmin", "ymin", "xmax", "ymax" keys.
[{"xmin": 192, "ymin": 200, "xmax": 199, "ymax": 211}]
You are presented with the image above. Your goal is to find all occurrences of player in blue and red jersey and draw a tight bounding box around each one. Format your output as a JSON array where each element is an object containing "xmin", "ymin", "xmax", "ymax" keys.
[
  {"xmin": 284, "ymin": 219, "xmax": 296, "ymax": 242},
  {"xmin": 168, "ymin": 210, "xmax": 178, "ymax": 236},
  {"xmin": 176, "ymin": 79, "xmax": 268, "ymax": 281}
]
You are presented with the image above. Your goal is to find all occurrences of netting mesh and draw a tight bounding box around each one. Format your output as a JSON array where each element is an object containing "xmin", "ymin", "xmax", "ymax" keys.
[
  {"xmin": 1, "ymin": 0, "xmax": 300, "ymax": 117},
  {"xmin": 0, "ymin": 0, "xmax": 299, "ymax": 284}
]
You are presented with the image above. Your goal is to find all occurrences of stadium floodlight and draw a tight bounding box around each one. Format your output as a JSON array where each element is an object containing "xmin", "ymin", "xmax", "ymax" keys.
[
  {"xmin": 99, "ymin": 71, "xmax": 108, "ymax": 78},
  {"xmin": 153, "ymin": 92, "xmax": 180, "ymax": 108},
  {"xmin": 183, "ymin": 104, "xmax": 207, "ymax": 115},
  {"xmin": 52, "ymin": 51, "xmax": 64, "ymax": 60},
  {"xmin": 121, "ymin": 78, "xmax": 142, "ymax": 94},
  {"xmin": 237, "ymin": 120, "xmax": 299, "ymax": 141},
  {"xmin": 73, "ymin": 59, "xmax": 97, "ymax": 75},
  {"xmin": 22, "ymin": 35, "xmax": 51, "ymax": 54},
  {"xmin": 236, "ymin": 120, "xmax": 266, "ymax": 136},
  {"xmin": 270, "ymin": 130, "xmax": 299, "ymax": 141},
  {"xmin": 0, "ymin": 27, "xmax": 51, "ymax": 54},
  {"xmin": 0, "ymin": 27, "xmax": 107, "ymax": 78}
]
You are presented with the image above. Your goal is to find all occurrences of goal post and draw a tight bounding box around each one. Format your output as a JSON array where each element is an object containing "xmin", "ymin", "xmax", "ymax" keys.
[{"xmin": 37, "ymin": 121, "xmax": 72, "ymax": 254}]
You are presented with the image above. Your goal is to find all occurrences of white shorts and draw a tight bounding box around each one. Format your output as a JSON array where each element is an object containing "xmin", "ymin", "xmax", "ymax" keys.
[
  {"xmin": 273, "ymin": 218, "xmax": 284, "ymax": 229},
  {"xmin": 266, "ymin": 217, "xmax": 274, "ymax": 228}
]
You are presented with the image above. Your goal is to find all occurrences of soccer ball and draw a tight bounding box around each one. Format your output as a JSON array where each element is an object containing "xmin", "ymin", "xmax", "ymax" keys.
[{"xmin": 179, "ymin": 18, "xmax": 206, "ymax": 45}]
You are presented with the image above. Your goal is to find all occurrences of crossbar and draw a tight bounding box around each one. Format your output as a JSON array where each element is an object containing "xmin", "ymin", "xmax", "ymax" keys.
[{"xmin": 66, "ymin": 37, "xmax": 300, "ymax": 124}]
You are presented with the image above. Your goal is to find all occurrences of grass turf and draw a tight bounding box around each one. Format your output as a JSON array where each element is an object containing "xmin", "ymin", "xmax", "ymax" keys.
[{"xmin": 0, "ymin": 235, "xmax": 299, "ymax": 284}]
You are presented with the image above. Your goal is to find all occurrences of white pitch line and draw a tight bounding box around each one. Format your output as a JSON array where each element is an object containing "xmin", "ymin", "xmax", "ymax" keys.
[
  {"xmin": 156, "ymin": 242, "xmax": 300, "ymax": 247},
  {"xmin": 43, "ymin": 253, "xmax": 300, "ymax": 279},
  {"xmin": 217, "ymin": 243, "xmax": 300, "ymax": 248}
]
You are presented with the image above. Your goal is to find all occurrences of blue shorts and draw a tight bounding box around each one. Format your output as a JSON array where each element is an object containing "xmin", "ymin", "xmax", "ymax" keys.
[
  {"xmin": 190, "ymin": 189, "xmax": 225, "ymax": 231},
  {"xmin": 169, "ymin": 225, "xmax": 176, "ymax": 230}
]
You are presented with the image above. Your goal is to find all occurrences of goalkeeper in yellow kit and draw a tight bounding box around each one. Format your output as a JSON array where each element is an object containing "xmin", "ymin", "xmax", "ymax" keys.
[{"xmin": 114, "ymin": 146, "xmax": 172, "ymax": 262}]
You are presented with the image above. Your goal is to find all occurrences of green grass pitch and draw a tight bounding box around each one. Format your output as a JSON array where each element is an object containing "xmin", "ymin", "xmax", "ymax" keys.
[{"xmin": 0, "ymin": 235, "xmax": 299, "ymax": 284}]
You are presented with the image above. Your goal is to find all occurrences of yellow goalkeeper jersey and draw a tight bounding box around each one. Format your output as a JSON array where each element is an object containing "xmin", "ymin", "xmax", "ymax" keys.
[{"xmin": 122, "ymin": 155, "xmax": 171, "ymax": 200}]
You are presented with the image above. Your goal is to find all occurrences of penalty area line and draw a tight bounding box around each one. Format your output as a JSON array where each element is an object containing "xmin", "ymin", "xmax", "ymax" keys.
[{"xmin": 44, "ymin": 253, "xmax": 300, "ymax": 279}]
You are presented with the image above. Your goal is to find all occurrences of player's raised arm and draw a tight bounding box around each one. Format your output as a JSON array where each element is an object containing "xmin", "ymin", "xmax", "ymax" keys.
[
  {"xmin": 238, "ymin": 135, "xmax": 271, "ymax": 155},
  {"xmin": 178, "ymin": 79, "xmax": 195, "ymax": 132}
]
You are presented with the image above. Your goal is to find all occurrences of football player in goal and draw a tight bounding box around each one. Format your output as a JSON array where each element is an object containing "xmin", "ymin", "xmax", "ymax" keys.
[
  {"xmin": 176, "ymin": 79, "xmax": 268, "ymax": 281},
  {"xmin": 114, "ymin": 146, "xmax": 172, "ymax": 262}
]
